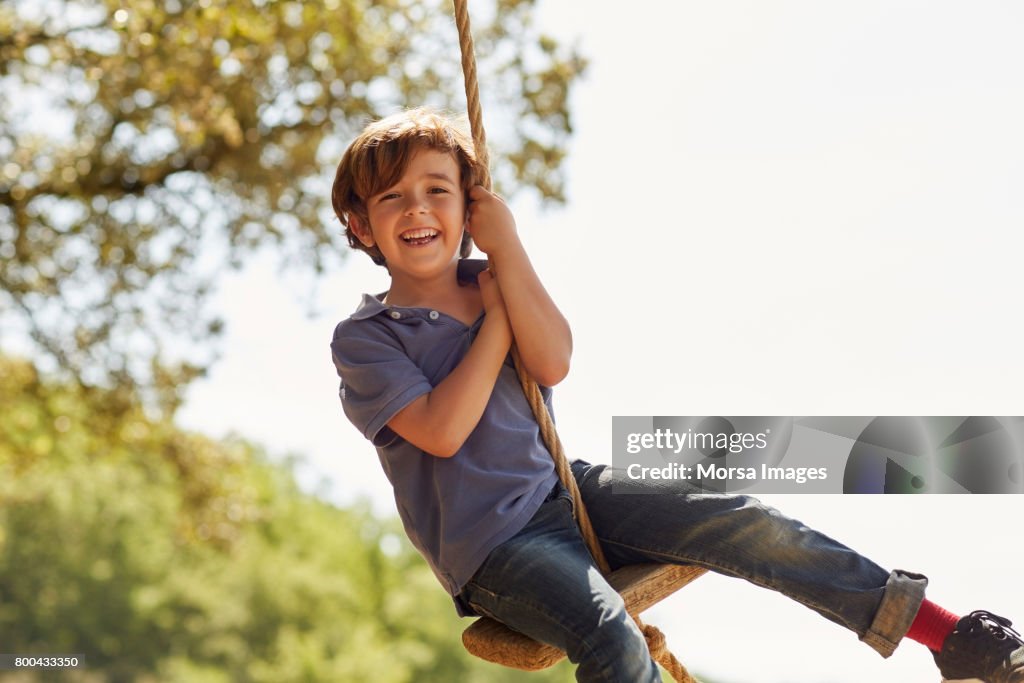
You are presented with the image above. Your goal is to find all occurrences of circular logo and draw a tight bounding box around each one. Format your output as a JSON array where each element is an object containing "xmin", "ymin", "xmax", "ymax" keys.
[{"xmin": 842, "ymin": 417, "xmax": 1024, "ymax": 493}]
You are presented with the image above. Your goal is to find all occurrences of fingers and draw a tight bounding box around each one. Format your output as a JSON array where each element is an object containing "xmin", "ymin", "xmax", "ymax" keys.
[
  {"xmin": 467, "ymin": 186, "xmax": 516, "ymax": 256},
  {"xmin": 478, "ymin": 268, "xmax": 503, "ymax": 297},
  {"xmin": 469, "ymin": 185, "xmax": 504, "ymax": 203},
  {"xmin": 477, "ymin": 267, "xmax": 506, "ymax": 314},
  {"xmin": 477, "ymin": 267, "xmax": 502, "ymax": 289}
]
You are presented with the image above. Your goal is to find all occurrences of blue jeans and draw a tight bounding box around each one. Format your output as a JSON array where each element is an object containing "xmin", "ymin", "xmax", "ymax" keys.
[{"xmin": 457, "ymin": 460, "xmax": 927, "ymax": 683}]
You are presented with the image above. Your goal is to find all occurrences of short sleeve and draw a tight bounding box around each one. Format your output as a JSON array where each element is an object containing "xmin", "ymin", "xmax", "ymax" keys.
[{"xmin": 330, "ymin": 319, "xmax": 432, "ymax": 447}]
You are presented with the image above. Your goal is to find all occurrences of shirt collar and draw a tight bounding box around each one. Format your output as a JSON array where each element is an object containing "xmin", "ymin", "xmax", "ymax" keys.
[{"xmin": 350, "ymin": 292, "xmax": 389, "ymax": 320}]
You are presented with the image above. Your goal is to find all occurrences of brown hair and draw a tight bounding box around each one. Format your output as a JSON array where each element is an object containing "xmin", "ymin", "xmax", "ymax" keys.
[{"xmin": 331, "ymin": 107, "xmax": 481, "ymax": 266}]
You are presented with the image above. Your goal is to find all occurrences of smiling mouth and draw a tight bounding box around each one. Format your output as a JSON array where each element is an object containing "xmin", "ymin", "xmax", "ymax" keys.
[{"xmin": 400, "ymin": 228, "xmax": 440, "ymax": 246}]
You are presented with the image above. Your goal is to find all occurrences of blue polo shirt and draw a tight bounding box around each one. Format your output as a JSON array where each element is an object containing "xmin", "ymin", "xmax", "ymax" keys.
[{"xmin": 330, "ymin": 263, "xmax": 558, "ymax": 611}]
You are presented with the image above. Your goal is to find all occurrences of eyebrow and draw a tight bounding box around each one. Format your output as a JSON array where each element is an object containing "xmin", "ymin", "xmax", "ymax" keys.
[{"xmin": 424, "ymin": 171, "xmax": 456, "ymax": 183}]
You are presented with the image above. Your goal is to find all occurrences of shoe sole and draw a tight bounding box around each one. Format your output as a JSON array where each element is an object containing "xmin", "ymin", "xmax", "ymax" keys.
[{"xmin": 941, "ymin": 678, "xmax": 985, "ymax": 682}]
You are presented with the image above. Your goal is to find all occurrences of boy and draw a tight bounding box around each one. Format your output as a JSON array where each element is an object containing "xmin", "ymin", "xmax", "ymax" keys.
[{"xmin": 329, "ymin": 107, "xmax": 1023, "ymax": 682}]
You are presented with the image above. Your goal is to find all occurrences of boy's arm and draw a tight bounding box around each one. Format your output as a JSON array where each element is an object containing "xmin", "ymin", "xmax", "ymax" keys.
[
  {"xmin": 466, "ymin": 186, "xmax": 573, "ymax": 387},
  {"xmin": 386, "ymin": 269, "xmax": 512, "ymax": 458}
]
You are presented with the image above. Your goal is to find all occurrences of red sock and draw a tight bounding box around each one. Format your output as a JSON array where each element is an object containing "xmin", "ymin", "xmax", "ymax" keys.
[{"xmin": 906, "ymin": 599, "xmax": 961, "ymax": 652}]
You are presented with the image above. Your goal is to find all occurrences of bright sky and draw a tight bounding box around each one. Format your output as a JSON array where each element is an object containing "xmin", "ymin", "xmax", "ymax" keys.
[{"xmin": 178, "ymin": 2, "xmax": 1024, "ymax": 681}]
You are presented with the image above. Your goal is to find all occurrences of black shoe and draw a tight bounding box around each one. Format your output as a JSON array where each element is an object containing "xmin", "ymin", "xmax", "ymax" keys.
[{"xmin": 934, "ymin": 610, "xmax": 1024, "ymax": 683}]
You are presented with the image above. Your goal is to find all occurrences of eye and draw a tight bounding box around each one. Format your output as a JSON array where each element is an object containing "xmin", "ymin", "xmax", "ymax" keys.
[
  {"xmin": 428, "ymin": 186, "xmax": 449, "ymax": 195},
  {"xmin": 378, "ymin": 192, "xmax": 400, "ymax": 202}
]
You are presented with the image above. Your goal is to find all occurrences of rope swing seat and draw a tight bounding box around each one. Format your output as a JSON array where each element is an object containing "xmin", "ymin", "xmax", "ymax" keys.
[
  {"xmin": 462, "ymin": 563, "xmax": 707, "ymax": 671},
  {"xmin": 450, "ymin": 2, "xmax": 708, "ymax": 681}
]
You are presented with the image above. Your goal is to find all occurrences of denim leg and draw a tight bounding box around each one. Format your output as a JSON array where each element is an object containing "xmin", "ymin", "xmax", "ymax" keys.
[
  {"xmin": 459, "ymin": 492, "xmax": 661, "ymax": 683},
  {"xmin": 573, "ymin": 460, "xmax": 927, "ymax": 658}
]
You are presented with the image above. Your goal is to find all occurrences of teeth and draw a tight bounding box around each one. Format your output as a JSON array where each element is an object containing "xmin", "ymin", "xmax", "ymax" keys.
[{"xmin": 401, "ymin": 229, "xmax": 438, "ymax": 241}]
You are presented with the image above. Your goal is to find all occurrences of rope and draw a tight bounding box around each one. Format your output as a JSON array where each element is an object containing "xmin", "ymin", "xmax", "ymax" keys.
[
  {"xmin": 638, "ymin": 619, "xmax": 696, "ymax": 683},
  {"xmin": 509, "ymin": 347, "xmax": 611, "ymax": 571},
  {"xmin": 452, "ymin": 0, "xmax": 610, "ymax": 575},
  {"xmin": 450, "ymin": 2, "xmax": 698, "ymax": 681},
  {"xmin": 452, "ymin": 0, "xmax": 491, "ymax": 191}
]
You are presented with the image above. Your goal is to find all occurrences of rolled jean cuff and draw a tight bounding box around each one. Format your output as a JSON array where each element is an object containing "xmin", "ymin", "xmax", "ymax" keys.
[{"xmin": 860, "ymin": 569, "xmax": 928, "ymax": 658}]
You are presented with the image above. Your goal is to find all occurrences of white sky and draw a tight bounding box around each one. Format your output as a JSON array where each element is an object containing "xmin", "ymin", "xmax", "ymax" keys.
[{"xmin": 178, "ymin": 2, "xmax": 1024, "ymax": 681}]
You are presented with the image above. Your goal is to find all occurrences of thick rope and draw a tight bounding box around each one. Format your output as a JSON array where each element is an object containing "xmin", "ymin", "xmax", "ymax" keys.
[
  {"xmin": 451, "ymin": 2, "xmax": 698, "ymax": 682},
  {"xmin": 452, "ymin": 0, "xmax": 607, "ymax": 570},
  {"xmin": 452, "ymin": 0, "xmax": 491, "ymax": 190},
  {"xmin": 508, "ymin": 347, "xmax": 610, "ymax": 570},
  {"xmin": 638, "ymin": 619, "xmax": 694, "ymax": 683}
]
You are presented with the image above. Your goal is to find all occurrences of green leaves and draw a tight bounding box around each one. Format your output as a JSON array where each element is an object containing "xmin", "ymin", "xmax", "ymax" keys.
[
  {"xmin": 0, "ymin": 355, "xmax": 578, "ymax": 681},
  {"xmin": 1, "ymin": 0, "xmax": 586, "ymax": 411},
  {"xmin": 0, "ymin": 4, "xmax": 588, "ymax": 670}
]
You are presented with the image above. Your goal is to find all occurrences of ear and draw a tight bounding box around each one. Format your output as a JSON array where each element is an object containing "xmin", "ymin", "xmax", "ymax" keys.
[{"xmin": 349, "ymin": 215, "xmax": 375, "ymax": 248}]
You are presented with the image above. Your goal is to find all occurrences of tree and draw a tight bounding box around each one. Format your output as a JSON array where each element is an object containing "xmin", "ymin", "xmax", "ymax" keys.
[
  {"xmin": 0, "ymin": 353, "xmax": 581, "ymax": 682},
  {"xmin": 0, "ymin": 0, "xmax": 586, "ymax": 412}
]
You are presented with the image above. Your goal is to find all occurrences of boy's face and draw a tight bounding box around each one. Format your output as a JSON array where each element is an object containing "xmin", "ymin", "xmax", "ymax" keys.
[{"xmin": 352, "ymin": 147, "xmax": 466, "ymax": 279}]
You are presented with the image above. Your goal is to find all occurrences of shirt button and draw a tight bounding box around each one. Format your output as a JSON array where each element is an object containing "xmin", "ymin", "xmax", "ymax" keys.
[
  {"xmin": 389, "ymin": 310, "xmax": 401, "ymax": 319},
  {"xmin": 429, "ymin": 311, "xmax": 440, "ymax": 320}
]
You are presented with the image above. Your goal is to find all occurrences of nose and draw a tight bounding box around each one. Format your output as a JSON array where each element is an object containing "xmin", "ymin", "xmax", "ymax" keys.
[{"xmin": 403, "ymin": 193, "xmax": 428, "ymax": 216}]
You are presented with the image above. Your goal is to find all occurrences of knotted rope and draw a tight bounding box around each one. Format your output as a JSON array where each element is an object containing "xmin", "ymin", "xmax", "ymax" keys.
[{"xmin": 451, "ymin": 2, "xmax": 696, "ymax": 681}]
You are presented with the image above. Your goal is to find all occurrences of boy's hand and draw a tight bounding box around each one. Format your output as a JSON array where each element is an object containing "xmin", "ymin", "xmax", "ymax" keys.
[
  {"xmin": 466, "ymin": 185, "xmax": 518, "ymax": 258},
  {"xmin": 477, "ymin": 267, "xmax": 512, "ymax": 340},
  {"xmin": 387, "ymin": 266, "xmax": 513, "ymax": 459},
  {"xmin": 477, "ymin": 267, "xmax": 507, "ymax": 314}
]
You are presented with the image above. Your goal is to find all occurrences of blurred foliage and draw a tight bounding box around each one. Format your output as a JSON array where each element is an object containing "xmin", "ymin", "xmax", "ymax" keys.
[
  {"xmin": 0, "ymin": 353, "xmax": 579, "ymax": 682},
  {"xmin": 0, "ymin": 0, "xmax": 586, "ymax": 413}
]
